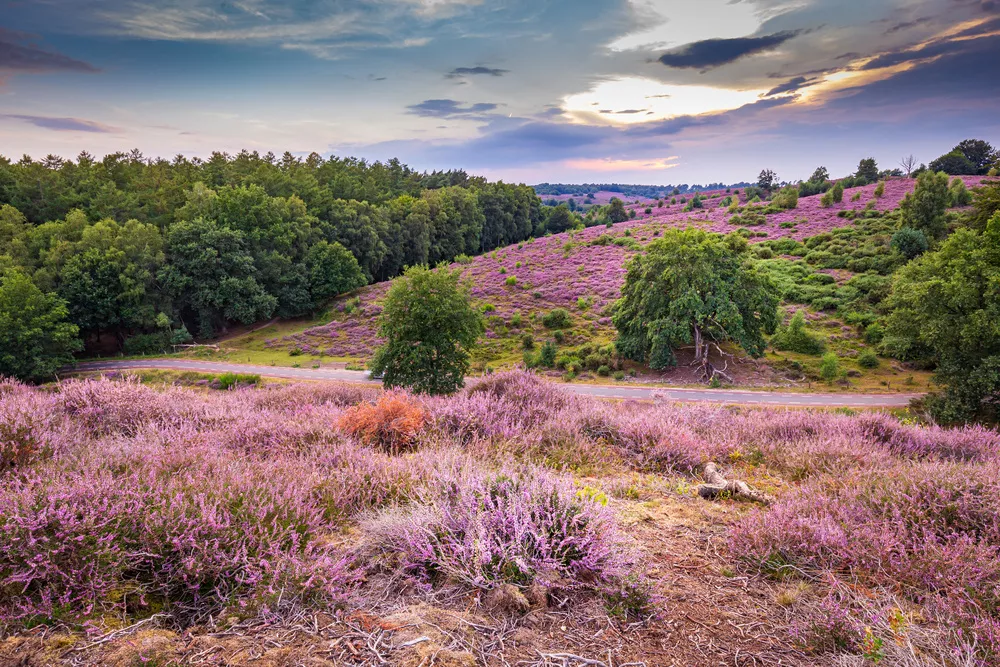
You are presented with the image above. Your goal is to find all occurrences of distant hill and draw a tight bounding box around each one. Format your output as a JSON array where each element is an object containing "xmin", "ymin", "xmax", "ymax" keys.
[{"xmin": 532, "ymin": 181, "xmax": 753, "ymax": 198}]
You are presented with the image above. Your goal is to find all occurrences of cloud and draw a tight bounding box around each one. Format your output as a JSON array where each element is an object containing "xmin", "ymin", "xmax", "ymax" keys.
[
  {"xmin": 764, "ymin": 76, "xmax": 818, "ymax": 96},
  {"xmin": 0, "ymin": 30, "xmax": 99, "ymax": 74},
  {"xmin": 446, "ymin": 66, "xmax": 508, "ymax": 78},
  {"xmin": 406, "ymin": 99, "xmax": 500, "ymax": 118},
  {"xmin": 2, "ymin": 114, "xmax": 119, "ymax": 133},
  {"xmin": 658, "ymin": 30, "xmax": 803, "ymax": 69},
  {"xmin": 883, "ymin": 17, "xmax": 933, "ymax": 35}
]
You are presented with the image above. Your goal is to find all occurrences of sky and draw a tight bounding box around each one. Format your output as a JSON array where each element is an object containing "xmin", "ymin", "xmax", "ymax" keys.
[{"xmin": 1, "ymin": 0, "xmax": 998, "ymax": 184}]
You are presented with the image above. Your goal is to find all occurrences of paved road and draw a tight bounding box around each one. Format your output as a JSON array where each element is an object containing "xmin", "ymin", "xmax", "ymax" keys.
[{"xmin": 70, "ymin": 359, "xmax": 922, "ymax": 407}]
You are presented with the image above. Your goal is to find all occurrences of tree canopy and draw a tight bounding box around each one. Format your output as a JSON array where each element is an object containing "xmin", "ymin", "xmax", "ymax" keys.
[
  {"xmin": 613, "ymin": 229, "xmax": 780, "ymax": 382},
  {"xmin": 0, "ymin": 270, "xmax": 82, "ymax": 381},
  {"xmin": 882, "ymin": 212, "xmax": 1000, "ymax": 423},
  {"xmin": 369, "ymin": 265, "xmax": 484, "ymax": 395}
]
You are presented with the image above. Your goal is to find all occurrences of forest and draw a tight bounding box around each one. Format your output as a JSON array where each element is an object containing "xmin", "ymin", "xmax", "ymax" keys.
[{"xmin": 0, "ymin": 150, "xmax": 549, "ymax": 362}]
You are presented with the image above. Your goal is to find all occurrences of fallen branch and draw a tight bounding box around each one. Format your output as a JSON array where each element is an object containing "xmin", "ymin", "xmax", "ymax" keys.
[{"xmin": 697, "ymin": 462, "xmax": 772, "ymax": 504}]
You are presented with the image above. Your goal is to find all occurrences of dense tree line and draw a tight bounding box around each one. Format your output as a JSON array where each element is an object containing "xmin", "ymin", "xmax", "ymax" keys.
[{"xmin": 0, "ymin": 150, "xmax": 547, "ymax": 371}]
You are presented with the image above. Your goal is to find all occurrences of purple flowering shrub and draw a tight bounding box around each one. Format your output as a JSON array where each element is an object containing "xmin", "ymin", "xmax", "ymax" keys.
[
  {"xmin": 0, "ymin": 380, "xmax": 70, "ymax": 473},
  {"xmin": 0, "ymin": 445, "xmax": 356, "ymax": 627},
  {"xmin": 361, "ymin": 468, "xmax": 644, "ymax": 606},
  {"xmin": 732, "ymin": 461, "xmax": 1000, "ymax": 656}
]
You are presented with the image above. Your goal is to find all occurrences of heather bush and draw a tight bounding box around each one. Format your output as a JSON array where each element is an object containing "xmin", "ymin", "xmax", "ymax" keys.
[
  {"xmin": 0, "ymin": 382, "xmax": 67, "ymax": 473},
  {"xmin": 361, "ymin": 468, "xmax": 642, "ymax": 604},
  {"xmin": 732, "ymin": 461, "xmax": 1000, "ymax": 656},
  {"xmin": 0, "ymin": 446, "xmax": 356, "ymax": 628},
  {"xmin": 542, "ymin": 308, "xmax": 572, "ymax": 329},
  {"xmin": 338, "ymin": 390, "xmax": 429, "ymax": 454}
]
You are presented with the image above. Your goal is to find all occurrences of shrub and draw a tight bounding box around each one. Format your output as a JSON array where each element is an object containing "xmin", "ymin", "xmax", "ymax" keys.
[
  {"xmin": 820, "ymin": 191, "xmax": 834, "ymax": 208},
  {"xmin": 771, "ymin": 186, "xmax": 799, "ymax": 210},
  {"xmin": 122, "ymin": 332, "xmax": 172, "ymax": 356},
  {"xmin": 857, "ymin": 349, "xmax": 879, "ymax": 369},
  {"xmin": 831, "ymin": 182, "xmax": 844, "ymax": 203},
  {"xmin": 338, "ymin": 391, "xmax": 429, "ymax": 454},
  {"xmin": 873, "ymin": 181, "xmax": 885, "ymax": 198},
  {"xmin": 505, "ymin": 276, "xmax": 517, "ymax": 287},
  {"xmin": 216, "ymin": 373, "xmax": 261, "ymax": 390},
  {"xmin": 543, "ymin": 308, "xmax": 572, "ymax": 329},
  {"xmin": 361, "ymin": 470, "xmax": 640, "ymax": 597},
  {"xmin": 770, "ymin": 311, "xmax": 825, "ymax": 355},
  {"xmin": 538, "ymin": 341, "xmax": 558, "ymax": 367},
  {"xmin": 520, "ymin": 333, "xmax": 535, "ymax": 350},
  {"xmin": 949, "ymin": 177, "xmax": 972, "ymax": 207},
  {"xmin": 820, "ymin": 352, "xmax": 840, "ymax": 381},
  {"xmin": 890, "ymin": 227, "xmax": 928, "ymax": 259}
]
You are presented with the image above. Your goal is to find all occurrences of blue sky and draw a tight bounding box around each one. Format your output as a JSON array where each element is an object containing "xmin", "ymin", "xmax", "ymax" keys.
[{"xmin": 2, "ymin": 0, "xmax": 998, "ymax": 184}]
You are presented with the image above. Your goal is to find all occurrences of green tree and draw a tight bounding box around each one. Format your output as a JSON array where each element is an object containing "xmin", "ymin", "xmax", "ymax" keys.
[
  {"xmin": 159, "ymin": 218, "xmax": 276, "ymax": 338},
  {"xmin": 613, "ymin": 229, "xmax": 780, "ymax": 382},
  {"xmin": 900, "ymin": 171, "xmax": 950, "ymax": 238},
  {"xmin": 305, "ymin": 240, "xmax": 366, "ymax": 305},
  {"xmin": 545, "ymin": 205, "xmax": 577, "ymax": 234},
  {"xmin": 955, "ymin": 139, "xmax": 998, "ymax": 174},
  {"xmin": 929, "ymin": 150, "xmax": 975, "ymax": 176},
  {"xmin": 882, "ymin": 213, "xmax": 1000, "ymax": 422},
  {"xmin": 369, "ymin": 265, "xmax": 484, "ymax": 395},
  {"xmin": 607, "ymin": 198, "xmax": 628, "ymax": 224},
  {"xmin": 757, "ymin": 169, "xmax": 777, "ymax": 191},
  {"xmin": 970, "ymin": 179, "xmax": 1000, "ymax": 232},
  {"xmin": 809, "ymin": 166, "xmax": 830, "ymax": 183},
  {"xmin": 0, "ymin": 270, "xmax": 82, "ymax": 381},
  {"xmin": 855, "ymin": 158, "xmax": 879, "ymax": 184}
]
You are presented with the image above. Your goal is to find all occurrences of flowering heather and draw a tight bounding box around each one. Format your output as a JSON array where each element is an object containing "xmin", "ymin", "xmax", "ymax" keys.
[
  {"xmin": 731, "ymin": 461, "xmax": 1000, "ymax": 656},
  {"xmin": 362, "ymin": 469, "xmax": 634, "ymax": 593},
  {"xmin": 275, "ymin": 177, "xmax": 986, "ymax": 360}
]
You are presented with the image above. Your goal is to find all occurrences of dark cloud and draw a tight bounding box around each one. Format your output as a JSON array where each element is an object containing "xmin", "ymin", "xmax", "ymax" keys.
[
  {"xmin": 0, "ymin": 30, "xmax": 98, "ymax": 74},
  {"xmin": 406, "ymin": 99, "xmax": 500, "ymax": 119},
  {"xmin": 883, "ymin": 17, "xmax": 932, "ymax": 34},
  {"xmin": 825, "ymin": 33, "xmax": 1000, "ymax": 109},
  {"xmin": 445, "ymin": 66, "xmax": 509, "ymax": 79},
  {"xmin": 658, "ymin": 30, "xmax": 803, "ymax": 70},
  {"xmin": 599, "ymin": 109, "xmax": 647, "ymax": 114},
  {"xmin": 2, "ymin": 114, "xmax": 118, "ymax": 132},
  {"xmin": 764, "ymin": 76, "xmax": 818, "ymax": 96}
]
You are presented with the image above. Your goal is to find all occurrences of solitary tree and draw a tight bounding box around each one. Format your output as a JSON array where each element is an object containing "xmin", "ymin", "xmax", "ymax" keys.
[
  {"xmin": 856, "ymin": 158, "xmax": 879, "ymax": 184},
  {"xmin": 899, "ymin": 155, "xmax": 917, "ymax": 177},
  {"xmin": 607, "ymin": 198, "xmax": 628, "ymax": 224},
  {"xmin": 0, "ymin": 270, "xmax": 82, "ymax": 382},
  {"xmin": 369, "ymin": 265, "xmax": 484, "ymax": 395},
  {"xmin": 613, "ymin": 229, "xmax": 780, "ymax": 382},
  {"xmin": 757, "ymin": 169, "xmax": 778, "ymax": 191}
]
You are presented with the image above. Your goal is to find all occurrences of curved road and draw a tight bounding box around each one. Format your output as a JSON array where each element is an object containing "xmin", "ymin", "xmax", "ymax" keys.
[{"xmin": 70, "ymin": 359, "xmax": 921, "ymax": 408}]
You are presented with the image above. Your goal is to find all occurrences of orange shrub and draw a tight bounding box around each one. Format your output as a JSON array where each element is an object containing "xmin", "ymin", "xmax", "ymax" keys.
[{"xmin": 337, "ymin": 391, "xmax": 429, "ymax": 454}]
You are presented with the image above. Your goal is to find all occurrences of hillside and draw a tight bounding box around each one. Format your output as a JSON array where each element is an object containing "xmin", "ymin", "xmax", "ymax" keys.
[
  {"xmin": 225, "ymin": 177, "xmax": 984, "ymax": 389},
  {"xmin": 3, "ymin": 372, "xmax": 998, "ymax": 665}
]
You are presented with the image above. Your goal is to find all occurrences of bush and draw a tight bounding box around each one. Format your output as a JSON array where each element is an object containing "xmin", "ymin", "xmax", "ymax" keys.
[
  {"xmin": 361, "ymin": 471, "xmax": 640, "ymax": 598},
  {"xmin": 820, "ymin": 191, "xmax": 834, "ymax": 208},
  {"xmin": 216, "ymin": 373, "xmax": 260, "ymax": 390},
  {"xmin": 890, "ymin": 227, "xmax": 928, "ymax": 259},
  {"xmin": 338, "ymin": 391, "xmax": 429, "ymax": 454},
  {"xmin": 520, "ymin": 333, "xmax": 535, "ymax": 350},
  {"xmin": 771, "ymin": 186, "xmax": 799, "ymax": 210},
  {"xmin": 873, "ymin": 181, "xmax": 885, "ymax": 198},
  {"xmin": 831, "ymin": 182, "xmax": 844, "ymax": 203},
  {"xmin": 857, "ymin": 349, "xmax": 880, "ymax": 369},
  {"xmin": 770, "ymin": 311, "xmax": 825, "ymax": 355},
  {"xmin": 542, "ymin": 308, "xmax": 572, "ymax": 329},
  {"xmin": 505, "ymin": 276, "xmax": 517, "ymax": 287},
  {"xmin": 949, "ymin": 177, "xmax": 972, "ymax": 207},
  {"xmin": 538, "ymin": 341, "xmax": 558, "ymax": 367},
  {"xmin": 820, "ymin": 352, "xmax": 841, "ymax": 381}
]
